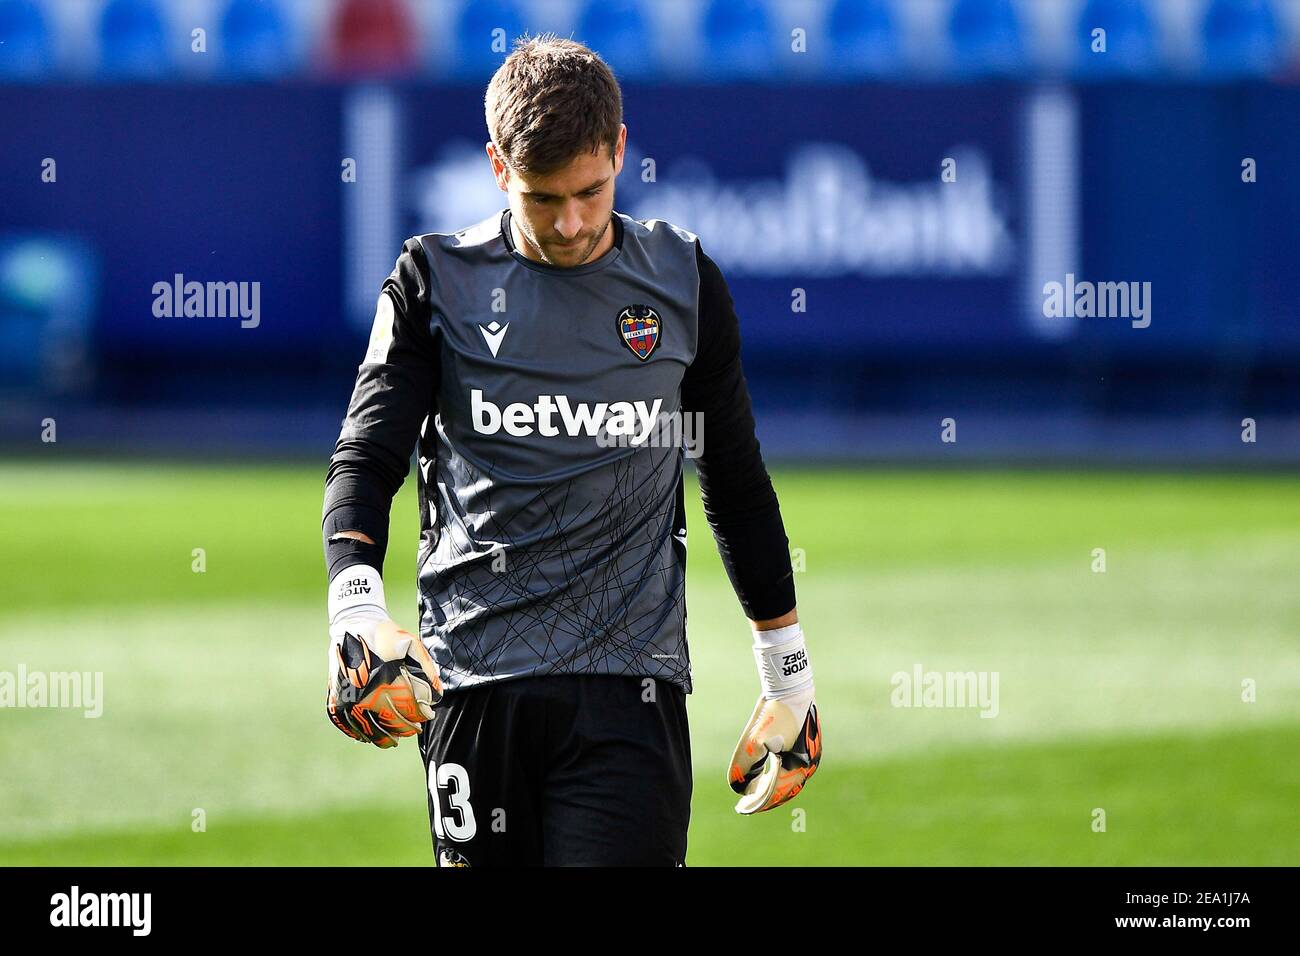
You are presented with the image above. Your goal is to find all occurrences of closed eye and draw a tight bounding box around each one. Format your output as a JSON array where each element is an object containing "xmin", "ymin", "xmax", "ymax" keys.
[{"xmin": 529, "ymin": 187, "xmax": 602, "ymax": 203}]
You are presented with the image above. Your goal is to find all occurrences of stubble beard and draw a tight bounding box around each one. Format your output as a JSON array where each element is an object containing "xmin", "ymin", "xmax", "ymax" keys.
[{"xmin": 534, "ymin": 217, "xmax": 609, "ymax": 267}]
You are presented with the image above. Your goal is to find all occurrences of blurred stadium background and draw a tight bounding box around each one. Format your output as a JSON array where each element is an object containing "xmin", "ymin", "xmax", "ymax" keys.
[{"xmin": 1, "ymin": 0, "xmax": 1298, "ymax": 866}]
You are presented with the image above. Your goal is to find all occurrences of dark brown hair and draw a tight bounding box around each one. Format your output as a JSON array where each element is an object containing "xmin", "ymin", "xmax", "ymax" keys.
[{"xmin": 485, "ymin": 34, "xmax": 623, "ymax": 175}]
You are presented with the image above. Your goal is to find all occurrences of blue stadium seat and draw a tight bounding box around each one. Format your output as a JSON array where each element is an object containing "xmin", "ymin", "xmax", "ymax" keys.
[
  {"xmin": 949, "ymin": 0, "xmax": 1025, "ymax": 76},
  {"xmin": 827, "ymin": 0, "xmax": 900, "ymax": 76},
  {"xmin": 453, "ymin": 0, "xmax": 525, "ymax": 77},
  {"xmin": 220, "ymin": 0, "xmax": 293, "ymax": 78},
  {"xmin": 702, "ymin": 0, "xmax": 773, "ymax": 78},
  {"xmin": 1202, "ymin": 0, "xmax": 1283, "ymax": 77},
  {"xmin": 99, "ymin": 0, "xmax": 170, "ymax": 78},
  {"xmin": 0, "ymin": 0, "xmax": 53, "ymax": 79},
  {"xmin": 1075, "ymin": 0, "xmax": 1159, "ymax": 77},
  {"xmin": 578, "ymin": 0, "xmax": 655, "ymax": 78}
]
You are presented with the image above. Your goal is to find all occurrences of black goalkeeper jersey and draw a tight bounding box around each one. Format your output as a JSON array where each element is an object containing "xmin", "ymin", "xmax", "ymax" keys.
[{"xmin": 324, "ymin": 209, "xmax": 794, "ymax": 692}]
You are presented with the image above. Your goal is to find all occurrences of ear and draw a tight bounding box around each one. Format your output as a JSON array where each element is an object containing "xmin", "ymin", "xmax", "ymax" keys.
[
  {"xmin": 613, "ymin": 124, "xmax": 627, "ymax": 175},
  {"xmin": 486, "ymin": 141, "xmax": 510, "ymax": 192}
]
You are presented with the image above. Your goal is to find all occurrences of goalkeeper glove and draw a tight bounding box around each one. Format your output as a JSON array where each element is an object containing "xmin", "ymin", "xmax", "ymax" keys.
[
  {"xmin": 728, "ymin": 622, "xmax": 822, "ymax": 814},
  {"xmin": 325, "ymin": 565, "xmax": 443, "ymax": 749}
]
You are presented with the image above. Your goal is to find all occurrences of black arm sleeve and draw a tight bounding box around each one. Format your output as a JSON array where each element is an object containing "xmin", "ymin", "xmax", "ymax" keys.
[
  {"xmin": 681, "ymin": 242, "xmax": 796, "ymax": 621},
  {"xmin": 322, "ymin": 238, "xmax": 439, "ymax": 580}
]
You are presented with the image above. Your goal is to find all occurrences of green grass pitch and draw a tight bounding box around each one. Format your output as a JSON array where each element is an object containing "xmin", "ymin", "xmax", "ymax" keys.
[{"xmin": 1, "ymin": 462, "xmax": 1297, "ymax": 866}]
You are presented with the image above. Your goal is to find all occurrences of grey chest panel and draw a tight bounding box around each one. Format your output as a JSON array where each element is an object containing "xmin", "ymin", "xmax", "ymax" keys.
[{"xmin": 413, "ymin": 211, "xmax": 701, "ymax": 692}]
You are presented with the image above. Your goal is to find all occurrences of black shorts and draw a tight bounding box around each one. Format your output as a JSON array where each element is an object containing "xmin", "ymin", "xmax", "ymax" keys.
[{"xmin": 417, "ymin": 674, "xmax": 692, "ymax": 867}]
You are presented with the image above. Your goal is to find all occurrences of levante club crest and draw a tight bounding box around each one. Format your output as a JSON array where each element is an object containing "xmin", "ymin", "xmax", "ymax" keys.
[{"xmin": 617, "ymin": 304, "xmax": 661, "ymax": 361}]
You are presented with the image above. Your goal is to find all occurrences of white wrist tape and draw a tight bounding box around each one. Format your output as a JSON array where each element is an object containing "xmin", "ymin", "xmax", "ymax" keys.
[
  {"xmin": 328, "ymin": 565, "xmax": 388, "ymax": 626},
  {"xmin": 752, "ymin": 623, "xmax": 813, "ymax": 700}
]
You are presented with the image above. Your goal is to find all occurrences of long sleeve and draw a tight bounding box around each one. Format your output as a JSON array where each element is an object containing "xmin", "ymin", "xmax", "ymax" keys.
[
  {"xmin": 322, "ymin": 238, "xmax": 440, "ymax": 579},
  {"xmin": 680, "ymin": 242, "xmax": 796, "ymax": 621}
]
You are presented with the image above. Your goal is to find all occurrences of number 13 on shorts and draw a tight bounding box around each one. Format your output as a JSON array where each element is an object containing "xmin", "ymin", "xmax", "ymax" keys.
[{"xmin": 428, "ymin": 760, "xmax": 477, "ymax": 843}]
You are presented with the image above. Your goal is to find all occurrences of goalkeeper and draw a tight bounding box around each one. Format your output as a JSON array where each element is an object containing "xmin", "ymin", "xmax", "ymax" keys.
[{"xmin": 322, "ymin": 35, "xmax": 820, "ymax": 866}]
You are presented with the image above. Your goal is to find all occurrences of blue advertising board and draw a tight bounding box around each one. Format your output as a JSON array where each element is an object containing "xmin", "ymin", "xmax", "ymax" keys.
[{"xmin": 0, "ymin": 81, "xmax": 1296, "ymax": 414}]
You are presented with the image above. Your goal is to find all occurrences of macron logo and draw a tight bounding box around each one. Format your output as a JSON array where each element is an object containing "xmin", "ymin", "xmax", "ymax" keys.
[
  {"xmin": 472, "ymin": 389, "xmax": 664, "ymax": 443},
  {"xmin": 478, "ymin": 321, "xmax": 509, "ymax": 357}
]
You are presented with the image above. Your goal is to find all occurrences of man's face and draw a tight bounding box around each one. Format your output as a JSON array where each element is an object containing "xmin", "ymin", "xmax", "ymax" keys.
[{"xmin": 488, "ymin": 124, "xmax": 626, "ymax": 268}]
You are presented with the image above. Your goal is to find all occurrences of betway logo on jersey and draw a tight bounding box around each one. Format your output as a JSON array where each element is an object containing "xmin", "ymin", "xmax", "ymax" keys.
[{"xmin": 471, "ymin": 389, "xmax": 664, "ymax": 444}]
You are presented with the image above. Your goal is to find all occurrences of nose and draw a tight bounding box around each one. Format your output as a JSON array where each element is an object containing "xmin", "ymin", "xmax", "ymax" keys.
[{"xmin": 554, "ymin": 201, "xmax": 583, "ymax": 241}]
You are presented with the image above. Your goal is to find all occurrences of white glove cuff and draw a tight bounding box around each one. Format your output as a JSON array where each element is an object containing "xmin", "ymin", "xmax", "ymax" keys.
[
  {"xmin": 328, "ymin": 565, "xmax": 388, "ymax": 626},
  {"xmin": 752, "ymin": 623, "xmax": 813, "ymax": 700}
]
